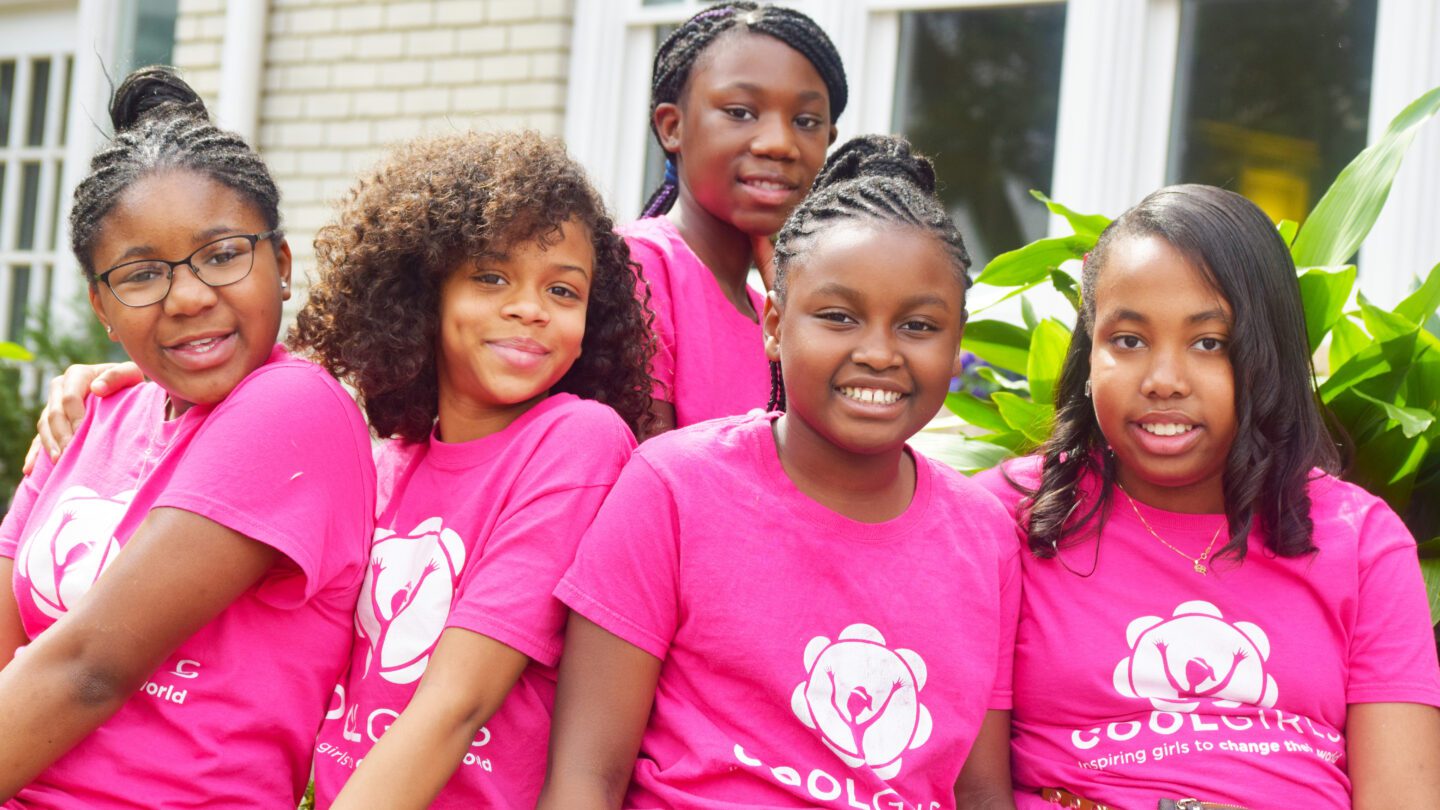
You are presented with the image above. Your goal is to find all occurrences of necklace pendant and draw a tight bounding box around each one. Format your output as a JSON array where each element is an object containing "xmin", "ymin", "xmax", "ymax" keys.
[{"xmin": 1194, "ymin": 561, "xmax": 1208, "ymax": 575}]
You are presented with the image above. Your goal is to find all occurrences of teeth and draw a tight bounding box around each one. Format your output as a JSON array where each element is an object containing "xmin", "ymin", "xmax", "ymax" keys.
[
  {"xmin": 747, "ymin": 180, "xmax": 788, "ymax": 190},
  {"xmin": 179, "ymin": 336, "xmax": 224, "ymax": 352},
  {"xmin": 839, "ymin": 387, "xmax": 902, "ymax": 405},
  {"xmin": 1140, "ymin": 423, "xmax": 1194, "ymax": 437}
]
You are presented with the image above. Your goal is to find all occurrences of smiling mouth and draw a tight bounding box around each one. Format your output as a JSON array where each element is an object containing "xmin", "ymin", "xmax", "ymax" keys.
[
  {"xmin": 166, "ymin": 333, "xmax": 233, "ymax": 353},
  {"xmin": 1139, "ymin": 422, "xmax": 1197, "ymax": 437},
  {"xmin": 742, "ymin": 178, "xmax": 795, "ymax": 191},
  {"xmin": 838, "ymin": 386, "xmax": 904, "ymax": 405}
]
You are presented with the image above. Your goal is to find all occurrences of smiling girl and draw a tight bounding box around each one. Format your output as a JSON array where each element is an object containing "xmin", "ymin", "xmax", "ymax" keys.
[
  {"xmin": 0, "ymin": 68, "xmax": 374, "ymax": 806},
  {"xmin": 289, "ymin": 130, "xmax": 653, "ymax": 809},
  {"xmin": 977, "ymin": 185, "xmax": 1440, "ymax": 809},
  {"xmin": 628, "ymin": 1, "xmax": 847, "ymax": 434},
  {"xmin": 539, "ymin": 135, "xmax": 1019, "ymax": 810}
]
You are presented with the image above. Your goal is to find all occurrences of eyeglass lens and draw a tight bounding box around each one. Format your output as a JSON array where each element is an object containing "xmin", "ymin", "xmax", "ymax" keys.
[{"xmin": 108, "ymin": 236, "xmax": 259, "ymax": 306}]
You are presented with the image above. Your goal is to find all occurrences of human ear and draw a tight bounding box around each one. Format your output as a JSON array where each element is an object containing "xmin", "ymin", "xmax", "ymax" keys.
[
  {"xmin": 827, "ymin": 124, "xmax": 838, "ymax": 146},
  {"xmin": 762, "ymin": 291, "xmax": 783, "ymax": 363},
  {"xmin": 654, "ymin": 102, "xmax": 683, "ymax": 154},
  {"xmin": 272, "ymin": 238, "xmax": 293, "ymax": 301},
  {"xmin": 88, "ymin": 285, "xmax": 118, "ymax": 342}
]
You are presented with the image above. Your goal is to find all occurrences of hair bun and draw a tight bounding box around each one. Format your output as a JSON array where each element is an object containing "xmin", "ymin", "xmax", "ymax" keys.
[
  {"xmin": 811, "ymin": 134, "xmax": 936, "ymax": 196},
  {"xmin": 109, "ymin": 65, "xmax": 209, "ymax": 133}
]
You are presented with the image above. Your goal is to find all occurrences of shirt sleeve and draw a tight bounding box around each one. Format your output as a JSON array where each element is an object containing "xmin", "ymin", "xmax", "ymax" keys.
[
  {"xmin": 446, "ymin": 413, "xmax": 634, "ymax": 667},
  {"xmin": 1346, "ymin": 496, "xmax": 1440, "ymax": 705},
  {"xmin": 153, "ymin": 363, "xmax": 374, "ymax": 608},
  {"xmin": 555, "ymin": 455, "xmax": 681, "ymax": 661},
  {"xmin": 626, "ymin": 235, "xmax": 677, "ymax": 404},
  {"xmin": 989, "ymin": 542, "xmax": 1022, "ymax": 710}
]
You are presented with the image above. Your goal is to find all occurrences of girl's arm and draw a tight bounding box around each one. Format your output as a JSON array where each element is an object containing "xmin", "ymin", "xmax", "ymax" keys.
[
  {"xmin": 0, "ymin": 561, "xmax": 24, "ymax": 670},
  {"xmin": 0, "ymin": 507, "xmax": 277, "ymax": 795},
  {"xmin": 954, "ymin": 709, "xmax": 1016, "ymax": 810},
  {"xmin": 329, "ymin": 628, "xmax": 529, "ymax": 810},
  {"xmin": 537, "ymin": 613, "xmax": 661, "ymax": 810},
  {"xmin": 1348, "ymin": 701, "xmax": 1440, "ymax": 808},
  {"xmin": 24, "ymin": 362, "xmax": 144, "ymax": 473}
]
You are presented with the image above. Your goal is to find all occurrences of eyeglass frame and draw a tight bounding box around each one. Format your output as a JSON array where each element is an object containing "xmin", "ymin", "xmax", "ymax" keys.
[{"xmin": 93, "ymin": 229, "xmax": 283, "ymax": 308}]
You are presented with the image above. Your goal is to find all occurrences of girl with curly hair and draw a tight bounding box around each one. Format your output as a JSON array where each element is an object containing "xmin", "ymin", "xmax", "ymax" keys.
[{"xmin": 287, "ymin": 130, "xmax": 654, "ymax": 809}]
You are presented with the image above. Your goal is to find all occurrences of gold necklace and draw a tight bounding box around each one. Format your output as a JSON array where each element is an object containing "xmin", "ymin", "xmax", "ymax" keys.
[{"xmin": 1118, "ymin": 485, "xmax": 1223, "ymax": 575}]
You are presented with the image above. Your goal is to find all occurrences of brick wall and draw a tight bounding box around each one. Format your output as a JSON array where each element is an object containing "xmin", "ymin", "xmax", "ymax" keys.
[{"xmin": 172, "ymin": 0, "xmax": 573, "ymax": 307}]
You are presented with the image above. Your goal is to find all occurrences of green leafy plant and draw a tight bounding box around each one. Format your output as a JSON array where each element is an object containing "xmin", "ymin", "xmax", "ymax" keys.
[
  {"xmin": 0, "ymin": 297, "xmax": 116, "ymax": 514},
  {"xmin": 930, "ymin": 86, "xmax": 1440, "ymax": 630}
]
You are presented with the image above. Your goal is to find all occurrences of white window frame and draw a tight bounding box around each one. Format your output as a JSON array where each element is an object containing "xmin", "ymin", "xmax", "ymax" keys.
[{"xmin": 567, "ymin": 0, "xmax": 1440, "ymax": 306}]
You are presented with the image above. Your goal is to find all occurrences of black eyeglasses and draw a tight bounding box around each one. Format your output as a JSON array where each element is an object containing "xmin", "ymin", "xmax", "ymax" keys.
[{"xmin": 95, "ymin": 230, "xmax": 281, "ymax": 307}]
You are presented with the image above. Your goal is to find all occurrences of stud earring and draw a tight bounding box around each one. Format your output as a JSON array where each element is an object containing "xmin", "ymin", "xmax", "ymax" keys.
[
  {"xmin": 104, "ymin": 325, "xmax": 113, "ymax": 334},
  {"xmin": 1084, "ymin": 380, "xmax": 1092, "ymax": 398},
  {"xmin": 281, "ymin": 281, "xmax": 289, "ymax": 290}
]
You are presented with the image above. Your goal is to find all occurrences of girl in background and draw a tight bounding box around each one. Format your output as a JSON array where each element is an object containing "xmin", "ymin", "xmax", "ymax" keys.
[
  {"xmin": 291, "ymin": 130, "xmax": 653, "ymax": 809},
  {"xmin": 539, "ymin": 136, "xmax": 1019, "ymax": 810},
  {"xmin": 977, "ymin": 184, "xmax": 1440, "ymax": 809},
  {"xmin": 0, "ymin": 67, "xmax": 374, "ymax": 807},
  {"xmin": 628, "ymin": 1, "xmax": 846, "ymax": 434}
]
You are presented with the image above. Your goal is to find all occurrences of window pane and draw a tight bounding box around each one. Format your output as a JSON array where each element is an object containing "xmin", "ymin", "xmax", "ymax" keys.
[
  {"xmin": 0, "ymin": 62, "xmax": 14, "ymax": 148},
  {"xmin": 8, "ymin": 265, "xmax": 30, "ymax": 342},
  {"xmin": 134, "ymin": 0, "xmax": 180, "ymax": 68},
  {"xmin": 58, "ymin": 56, "xmax": 73, "ymax": 146},
  {"xmin": 48, "ymin": 161, "xmax": 63, "ymax": 250},
  {"xmin": 1169, "ymin": 0, "xmax": 1377, "ymax": 225},
  {"xmin": 893, "ymin": 5, "xmax": 1067, "ymax": 270},
  {"xmin": 26, "ymin": 58, "xmax": 51, "ymax": 147},
  {"xmin": 17, "ymin": 162, "xmax": 40, "ymax": 250}
]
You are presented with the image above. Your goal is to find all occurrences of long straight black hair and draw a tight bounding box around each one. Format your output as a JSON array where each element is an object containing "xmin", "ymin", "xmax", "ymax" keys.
[{"xmin": 1020, "ymin": 184, "xmax": 1341, "ymax": 562}]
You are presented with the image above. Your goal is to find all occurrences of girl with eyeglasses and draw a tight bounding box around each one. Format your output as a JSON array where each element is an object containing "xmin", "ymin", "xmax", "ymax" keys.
[{"xmin": 0, "ymin": 67, "xmax": 375, "ymax": 807}]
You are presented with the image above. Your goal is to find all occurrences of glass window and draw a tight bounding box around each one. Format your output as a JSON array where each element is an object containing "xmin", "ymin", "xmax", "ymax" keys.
[
  {"xmin": 17, "ymin": 161, "xmax": 40, "ymax": 250},
  {"xmin": 1169, "ymin": 0, "xmax": 1377, "ymax": 225},
  {"xmin": 8, "ymin": 265, "xmax": 30, "ymax": 343},
  {"xmin": 892, "ymin": 5, "xmax": 1067, "ymax": 270},
  {"xmin": 0, "ymin": 61, "xmax": 13, "ymax": 148},
  {"xmin": 26, "ymin": 58, "xmax": 50, "ymax": 147}
]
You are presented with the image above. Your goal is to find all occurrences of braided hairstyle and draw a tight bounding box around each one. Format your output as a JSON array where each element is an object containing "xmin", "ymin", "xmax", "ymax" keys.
[
  {"xmin": 766, "ymin": 134, "xmax": 971, "ymax": 411},
  {"xmin": 70, "ymin": 66, "xmax": 281, "ymax": 277},
  {"xmin": 641, "ymin": 1, "xmax": 848, "ymax": 217},
  {"xmin": 1021, "ymin": 184, "xmax": 1340, "ymax": 564}
]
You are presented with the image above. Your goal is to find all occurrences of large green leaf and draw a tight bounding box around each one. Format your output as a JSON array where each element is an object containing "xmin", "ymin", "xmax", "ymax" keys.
[
  {"xmin": 1353, "ymin": 389, "xmax": 1435, "ymax": 439},
  {"xmin": 944, "ymin": 391, "xmax": 1009, "ymax": 432},
  {"xmin": 1395, "ymin": 262, "xmax": 1440, "ymax": 327},
  {"xmin": 1328, "ymin": 316, "xmax": 1369, "ymax": 373},
  {"xmin": 1297, "ymin": 266, "xmax": 1356, "ymax": 352},
  {"xmin": 0, "ymin": 341, "xmax": 33, "ymax": 362},
  {"xmin": 910, "ymin": 433, "xmax": 1015, "ymax": 475},
  {"xmin": 1029, "ymin": 190, "xmax": 1111, "ymax": 239},
  {"xmin": 1026, "ymin": 318, "xmax": 1072, "ymax": 407},
  {"xmin": 976, "ymin": 236, "xmax": 1091, "ymax": 288},
  {"xmin": 1277, "ymin": 219, "xmax": 1299, "ymax": 248},
  {"xmin": 1320, "ymin": 328, "xmax": 1418, "ymax": 402},
  {"xmin": 1291, "ymin": 85, "xmax": 1440, "ymax": 267},
  {"xmin": 963, "ymin": 319, "xmax": 1032, "ymax": 373},
  {"xmin": 1050, "ymin": 269, "xmax": 1081, "ymax": 311},
  {"xmin": 1420, "ymin": 549, "xmax": 1440, "ymax": 625},
  {"xmin": 991, "ymin": 392, "xmax": 1053, "ymax": 446}
]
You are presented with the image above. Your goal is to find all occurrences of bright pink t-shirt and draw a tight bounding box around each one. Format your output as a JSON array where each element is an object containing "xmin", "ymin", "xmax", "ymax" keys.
[
  {"xmin": 0, "ymin": 346, "xmax": 375, "ymax": 809},
  {"xmin": 621, "ymin": 216, "xmax": 771, "ymax": 427},
  {"xmin": 558, "ymin": 413, "xmax": 1021, "ymax": 809},
  {"xmin": 976, "ymin": 457, "xmax": 1440, "ymax": 810},
  {"xmin": 313, "ymin": 394, "xmax": 635, "ymax": 809}
]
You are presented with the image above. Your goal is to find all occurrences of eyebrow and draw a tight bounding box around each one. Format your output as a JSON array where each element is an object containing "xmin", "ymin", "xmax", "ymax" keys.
[
  {"xmin": 111, "ymin": 225, "xmax": 248, "ymax": 263},
  {"xmin": 1108, "ymin": 307, "xmax": 1229, "ymax": 325},
  {"xmin": 811, "ymin": 282, "xmax": 952, "ymax": 311},
  {"xmin": 717, "ymin": 81, "xmax": 826, "ymax": 104}
]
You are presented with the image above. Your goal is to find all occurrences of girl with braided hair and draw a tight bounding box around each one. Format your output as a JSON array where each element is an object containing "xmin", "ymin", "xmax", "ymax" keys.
[
  {"xmin": 0, "ymin": 67, "xmax": 376, "ymax": 805},
  {"xmin": 540, "ymin": 135, "xmax": 1019, "ymax": 810},
  {"xmin": 974, "ymin": 186, "xmax": 1440, "ymax": 809},
  {"xmin": 626, "ymin": 1, "xmax": 847, "ymax": 435}
]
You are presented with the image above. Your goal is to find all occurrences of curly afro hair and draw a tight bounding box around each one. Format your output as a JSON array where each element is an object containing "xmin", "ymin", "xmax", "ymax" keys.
[{"xmin": 289, "ymin": 130, "xmax": 654, "ymax": 441}]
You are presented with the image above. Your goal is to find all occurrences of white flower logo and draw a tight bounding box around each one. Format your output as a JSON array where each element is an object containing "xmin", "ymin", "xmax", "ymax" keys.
[
  {"xmin": 356, "ymin": 517, "xmax": 466, "ymax": 684},
  {"xmin": 791, "ymin": 623, "xmax": 932, "ymax": 779},
  {"xmin": 1113, "ymin": 600, "xmax": 1277, "ymax": 712},
  {"xmin": 20, "ymin": 486, "xmax": 132, "ymax": 619}
]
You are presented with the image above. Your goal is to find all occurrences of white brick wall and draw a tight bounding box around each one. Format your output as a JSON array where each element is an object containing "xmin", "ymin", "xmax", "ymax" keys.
[{"xmin": 172, "ymin": 0, "xmax": 574, "ymax": 311}]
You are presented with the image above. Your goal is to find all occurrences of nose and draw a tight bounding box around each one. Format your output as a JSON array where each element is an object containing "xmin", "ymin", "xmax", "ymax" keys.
[
  {"xmin": 1141, "ymin": 345, "xmax": 1191, "ymax": 399},
  {"xmin": 500, "ymin": 286, "xmax": 549, "ymax": 325},
  {"xmin": 851, "ymin": 324, "xmax": 901, "ymax": 371},
  {"xmin": 750, "ymin": 112, "xmax": 800, "ymax": 161},
  {"xmin": 162, "ymin": 262, "xmax": 219, "ymax": 317}
]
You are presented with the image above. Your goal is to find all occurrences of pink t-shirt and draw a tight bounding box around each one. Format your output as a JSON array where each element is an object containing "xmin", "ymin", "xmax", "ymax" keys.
[
  {"xmin": 975, "ymin": 457, "xmax": 1440, "ymax": 810},
  {"xmin": 621, "ymin": 216, "xmax": 771, "ymax": 427},
  {"xmin": 0, "ymin": 346, "xmax": 375, "ymax": 809},
  {"xmin": 313, "ymin": 394, "xmax": 635, "ymax": 808},
  {"xmin": 557, "ymin": 413, "xmax": 1022, "ymax": 809}
]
